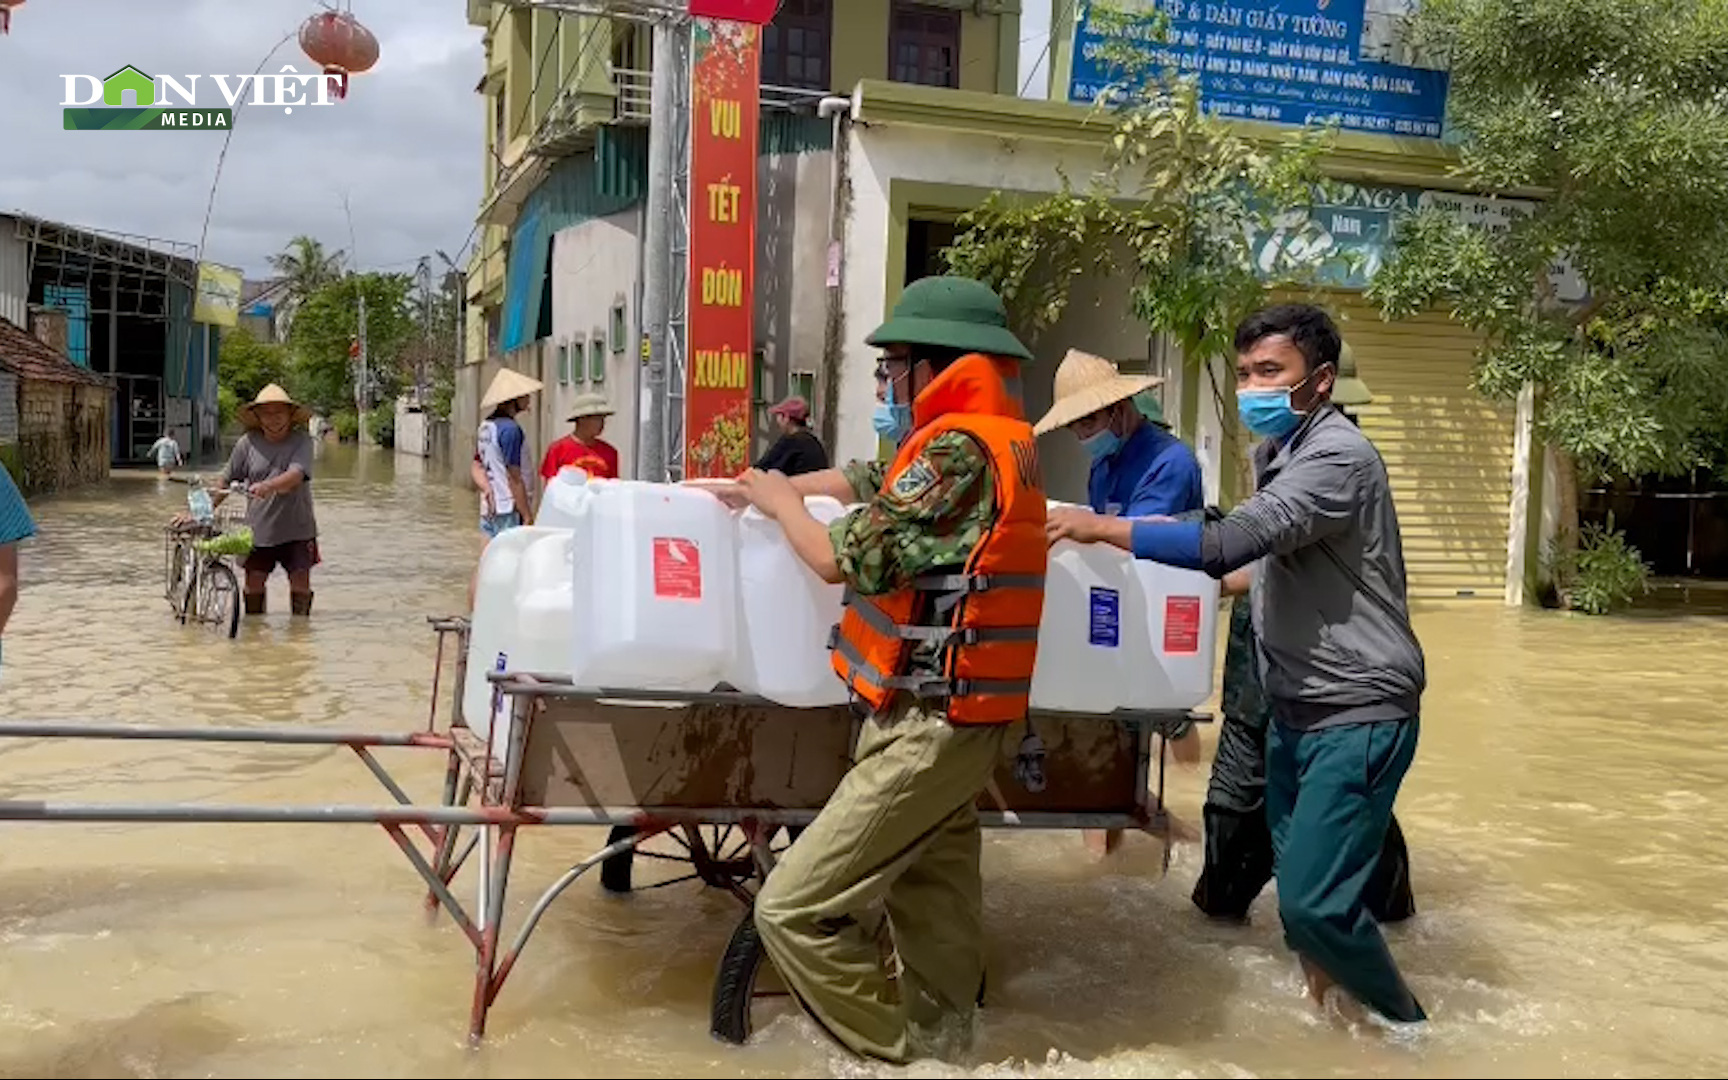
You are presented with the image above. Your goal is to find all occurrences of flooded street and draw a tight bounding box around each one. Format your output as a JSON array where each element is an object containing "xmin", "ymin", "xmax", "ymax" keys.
[{"xmin": 0, "ymin": 443, "xmax": 1724, "ymax": 1079}]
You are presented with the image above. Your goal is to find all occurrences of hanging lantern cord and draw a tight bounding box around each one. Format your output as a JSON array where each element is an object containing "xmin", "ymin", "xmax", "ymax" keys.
[{"xmin": 196, "ymin": 27, "xmax": 298, "ymax": 263}]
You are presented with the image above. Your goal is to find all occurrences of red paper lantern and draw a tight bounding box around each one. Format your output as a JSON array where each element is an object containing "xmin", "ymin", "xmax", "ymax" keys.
[
  {"xmin": 0, "ymin": 0, "xmax": 25, "ymax": 36},
  {"xmin": 298, "ymin": 9, "xmax": 379, "ymax": 101}
]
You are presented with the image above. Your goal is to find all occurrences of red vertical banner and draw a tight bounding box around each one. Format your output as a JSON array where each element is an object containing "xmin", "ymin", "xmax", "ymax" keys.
[{"xmin": 683, "ymin": 18, "xmax": 761, "ymax": 480}]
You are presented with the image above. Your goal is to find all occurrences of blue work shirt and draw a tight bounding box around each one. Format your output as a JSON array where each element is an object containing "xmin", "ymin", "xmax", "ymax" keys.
[{"xmin": 1087, "ymin": 421, "xmax": 1204, "ymax": 519}]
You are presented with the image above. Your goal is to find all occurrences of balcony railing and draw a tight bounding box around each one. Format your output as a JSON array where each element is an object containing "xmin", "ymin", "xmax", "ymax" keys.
[
  {"xmin": 523, "ymin": 66, "xmax": 834, "ymax": 165},
  {"xmin": 611, "ymin": 67, "xmax": 833, "ymax": 123}
]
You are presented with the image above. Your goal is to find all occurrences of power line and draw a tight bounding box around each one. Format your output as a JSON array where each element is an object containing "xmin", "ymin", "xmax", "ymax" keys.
[
  {"xmin": 196, "ymin": 27, "xmax": 299, "ymax": 264},
  {"xmin": 453, "ymin": 9, "xmax": 609, "ymax": 273},
  {"xmin": 1020, "ymin": 0, "xmax": 1069, "ymax": 97}
]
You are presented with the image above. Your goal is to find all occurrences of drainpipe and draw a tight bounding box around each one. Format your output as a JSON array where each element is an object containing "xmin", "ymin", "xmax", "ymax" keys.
[{"xmin": 817, "ymin": 95, "xmax": 852, "ymax": 455}]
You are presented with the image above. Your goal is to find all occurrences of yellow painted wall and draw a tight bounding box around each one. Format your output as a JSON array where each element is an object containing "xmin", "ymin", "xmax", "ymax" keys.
[{"xmin": 831, "ymin": 1, "xmax": 1011, "ymax": 96}]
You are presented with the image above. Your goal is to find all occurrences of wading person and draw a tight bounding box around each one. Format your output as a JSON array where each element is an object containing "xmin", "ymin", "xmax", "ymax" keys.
[
  {"xmin": 1034, "ymin": 349, "xmax": 1204, "ymax": 854},
  {"xmin": 0, "ymin": 464, "xmax": 34, "ymax": 681},
  {"xmin": 1047, "ymin": 303, "xmax": 1427, "ymax": 1026},
  {"xmin": 754, "ymin": 394, "xmax": 829, "ymax": 476},
  {"xmin": 149, "ymin": 431, "xmax": 184, "ymax": 477},
  {"xmin": 216, "ymin": 384, "xmax": 320, "ymax": 618},
  {"xmin": 539, "ymin": 392, "xmax": 619, "ymax": 485},
  {"xmin": 469, "ymin": 369, "xmax": 542, "ymax": 610},
  {"xmin": 1192, "ymin": 341, "xmax": 1415, "ymax": 926},
  {"xmin": 725, "ymin": 275, "xmax": 1047, "ymax": 1064},
  {"xmin": 473, "ymin": 368, "xmax": 542, "ymax": 542}
]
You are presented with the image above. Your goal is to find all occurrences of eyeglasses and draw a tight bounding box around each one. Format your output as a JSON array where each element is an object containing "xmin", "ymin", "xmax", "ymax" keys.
[{"xmin": 876, "ymin": 355, "xmax": 911, "ymax": 382}]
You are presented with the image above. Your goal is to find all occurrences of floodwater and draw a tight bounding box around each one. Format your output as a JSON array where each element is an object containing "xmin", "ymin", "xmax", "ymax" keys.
[{"xmin": 0, "ymin": 443, "xmax": 1724, "ymax": 1079}]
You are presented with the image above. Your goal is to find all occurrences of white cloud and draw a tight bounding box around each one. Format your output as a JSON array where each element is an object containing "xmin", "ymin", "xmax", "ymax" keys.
[{"xmin": 0, "ymin": 0, "xmax": 485, "ymax": 278}]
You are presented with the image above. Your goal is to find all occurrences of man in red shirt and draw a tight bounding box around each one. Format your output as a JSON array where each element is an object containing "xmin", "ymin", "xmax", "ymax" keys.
[{"xmin": 539, "ymin": 392, "xmax": 619, "ymax": 482}]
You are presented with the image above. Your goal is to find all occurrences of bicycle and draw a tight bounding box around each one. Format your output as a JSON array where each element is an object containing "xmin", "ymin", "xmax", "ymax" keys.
[{"xmin": 164, "ymin": 478, "xmax": 251, "ymax": 639}]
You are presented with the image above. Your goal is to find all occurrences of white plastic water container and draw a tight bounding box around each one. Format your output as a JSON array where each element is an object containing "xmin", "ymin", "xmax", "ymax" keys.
[
  {"xmin": 1029, "ymin": 537, "xmax": 1141, "ymax": 713},
  {"xmin": 513, "ymin": 529, "xmax": 577, "ymax": 681},
  {"xmin": 463, "ymin": 525, "xmax": 562, "ymax": 742},
  {"xmin": 569, "ymin": 481, "xmax": 738, "ymax": 692},
  {"xmin": 1123, "ymin": 561, "xmax": 1220, "ymax": 711},
  {"xmin": 733, "ymin": 496, "xmax": 851, "ymax": 707},
  {"xmin": 1030, "ymin": 500, "xmax": 1221, "ymax": 713},
  {"xmin": 537, "ymin": 467, "xmax": 596, "ymax": 529}
]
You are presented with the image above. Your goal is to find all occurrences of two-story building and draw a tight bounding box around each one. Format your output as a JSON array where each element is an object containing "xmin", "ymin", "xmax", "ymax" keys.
[
  {"xmin": 457, "ymin": 0, "xmax": 1023, "ymax": 483},
  {"xmin": 459, "ymin": 0, "xmax": 1556, "ymax": 606}
]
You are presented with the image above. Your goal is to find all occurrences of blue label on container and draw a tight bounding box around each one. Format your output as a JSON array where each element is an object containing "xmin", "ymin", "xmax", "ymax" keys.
[{"xmin": 1088, "ymin": 587, "xmax": 1120, "ymax": 648}]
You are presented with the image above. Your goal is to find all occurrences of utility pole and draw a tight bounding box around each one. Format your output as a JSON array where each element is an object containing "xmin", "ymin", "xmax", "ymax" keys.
[
  {"xmin": 638, "ymin": 16, "xmax": 687, "ymax": 483},
  {"xmin": 415, "ymin": 257, "xmax": 434, "ymax": 405},
  {"xmin": 356, "ymin": 289, "xmax": 369, "ymax": 443}
]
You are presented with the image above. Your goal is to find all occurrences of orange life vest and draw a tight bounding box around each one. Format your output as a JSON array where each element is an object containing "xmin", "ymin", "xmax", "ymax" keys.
[{"xmin": 829, "ymin": 353, "xmax": 1048, "ymax": 725}]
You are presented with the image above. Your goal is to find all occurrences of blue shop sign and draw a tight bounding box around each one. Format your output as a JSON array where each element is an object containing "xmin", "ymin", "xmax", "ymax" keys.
[{"xmin": 1069, "ymin": 0, "xmax": 1451, "ymax": 141}]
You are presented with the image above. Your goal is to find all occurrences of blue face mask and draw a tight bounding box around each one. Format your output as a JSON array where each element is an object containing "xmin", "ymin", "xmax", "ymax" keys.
[
  {"xmin": 1237, "ymin": 387, "xmax": 1302, "ymax": 439},
  {"xmin": 1079, "ymin": 428, "xmax": 1121, "ymax": 462},
  {"xmin": 872, "ymin": 382, "xmax": 912, "ymax": 443}
]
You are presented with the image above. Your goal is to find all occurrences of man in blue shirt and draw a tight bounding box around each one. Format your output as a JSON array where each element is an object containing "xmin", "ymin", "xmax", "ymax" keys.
[
  {"xmin": 1036, "ymin": 350, "xmax": 1203, "ymax": 520},
  {"xmin": 1036, "ymin": 350, "xmax": 1205, "ymax": 852}
]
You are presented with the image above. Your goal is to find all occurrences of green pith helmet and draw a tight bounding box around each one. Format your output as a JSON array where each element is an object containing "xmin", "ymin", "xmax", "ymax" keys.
[
  {"xmin": 1333, "ymin": 340, "xmax": 1373, "ymax": 406},
  {"xmin": 865, "ymin": 275, "xmax": 1033, "ymax": 362}
]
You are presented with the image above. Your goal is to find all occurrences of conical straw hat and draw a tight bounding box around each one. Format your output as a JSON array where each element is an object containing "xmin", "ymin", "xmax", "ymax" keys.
[
  {"xmin": 238, "ymin": 383, "xmax": 312, "ymax": 428},
  {"xmin": 1033, "ymin": 350, "xmax": 1162, "ymax": 436},
  {"xmin": 480, "ymin": 367, "xmax": 544, "ymax": 411}
]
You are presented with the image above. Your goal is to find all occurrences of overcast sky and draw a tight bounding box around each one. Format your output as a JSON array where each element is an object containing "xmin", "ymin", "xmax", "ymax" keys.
[
  {"xmin": 0, "ymin": 0, "xmax": 1062, "ymax": 280},
  {"xmin": 0, "ymin": 0, "xmax": 484, "ymax": 280}
]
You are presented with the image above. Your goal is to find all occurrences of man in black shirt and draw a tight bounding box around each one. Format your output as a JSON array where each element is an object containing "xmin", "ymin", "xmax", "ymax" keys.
[{"xmin": 755, "ymin": 395, "xmax": 829, "ymax": 477}]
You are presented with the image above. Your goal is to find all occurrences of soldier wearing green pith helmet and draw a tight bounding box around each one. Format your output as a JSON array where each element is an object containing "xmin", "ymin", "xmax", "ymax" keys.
[{"xmin": 715, "ymin": 275, "xmax": 1045, "ymax": 1065}]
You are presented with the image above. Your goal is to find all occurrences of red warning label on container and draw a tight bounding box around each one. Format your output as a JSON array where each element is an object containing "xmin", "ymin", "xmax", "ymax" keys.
[
  {"xmin": 1164, "ymin": 596, "xmax": 1202, "ymax": 655},
  {"xmin": 652, "ymin": 538, "xmax": 702, "ymax": 601}
]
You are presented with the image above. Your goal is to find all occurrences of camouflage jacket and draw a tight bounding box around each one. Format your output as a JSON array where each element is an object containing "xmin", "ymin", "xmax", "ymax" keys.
[{"xmin": 830, "ymin": 432, "xmax": 997, "ymax": 676}]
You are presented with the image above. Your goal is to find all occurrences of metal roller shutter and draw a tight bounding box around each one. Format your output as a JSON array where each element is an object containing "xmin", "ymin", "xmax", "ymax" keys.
[{"xmin": 1333, "ymin": 300, "xmax": 1515, "ymax": 602}]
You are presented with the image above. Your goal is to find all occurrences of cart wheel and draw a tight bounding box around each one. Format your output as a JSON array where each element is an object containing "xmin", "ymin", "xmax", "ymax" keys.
[
  {"xmin": 600, "ymin": 825, "xmax": 638, "ymax": 894},
  {"xmin": 201, "ymin": 560, "xmax": 241, "ymax": 639},
  {"xmin": 709, "ymin": 907, "xmax": 988, "ymax": 1046},
  {"xmin": 600, "ymin": 824, "xmax": 806, "ymax": 895},
  {"xmin": 710, "ymin": 908, "xmax": 778, "ymax": 1045}
]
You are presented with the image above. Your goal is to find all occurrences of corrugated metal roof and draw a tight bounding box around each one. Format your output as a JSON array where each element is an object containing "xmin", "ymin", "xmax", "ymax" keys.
[{"xmin": 0, "ymin": 316, "xmax": 113, "ymax": 388}]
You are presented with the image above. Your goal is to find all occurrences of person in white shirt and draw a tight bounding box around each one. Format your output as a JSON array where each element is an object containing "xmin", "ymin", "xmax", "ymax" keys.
[{"xmin": 149, "ymin": 433, "xmax": 183, "ymax": 476}]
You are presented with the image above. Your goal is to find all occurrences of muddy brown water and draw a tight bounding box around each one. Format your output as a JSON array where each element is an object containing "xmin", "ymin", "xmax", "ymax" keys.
[{"xmin": 0, "ymin": 444, "xmax": 1722, "ymax": 1078}]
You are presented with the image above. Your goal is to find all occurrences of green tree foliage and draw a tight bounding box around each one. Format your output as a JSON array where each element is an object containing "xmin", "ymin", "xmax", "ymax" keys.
[
  {"xmin": 1367, "ymin": 0, "xmax": 1728, "ymax": 495},
  {"xmin": 286, "ymin": 271, "xmax": 416, "ymax": 415},
  {"xmin": 218, "ymin": 325, "xmax": 289, "ymax": 402},
  {"xmin": 267, "ymin": 236, "xmax": 345, "ymax": 314},
  {"xmin": 215, "ymin": 325, "xmax": 288, "ymax": 429},
  {"xmin": 944, "ymin": 79, "xmax": 1338, "ymax": 360},
  {"xmin": 941, "ymin": 1, "xmax": 1342, "ymax": 485}
]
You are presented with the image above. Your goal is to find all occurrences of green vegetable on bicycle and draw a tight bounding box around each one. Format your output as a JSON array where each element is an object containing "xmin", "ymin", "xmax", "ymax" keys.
[{"xmin": 194, "ymin": 527, "xmax": 255, "ymax": 558}]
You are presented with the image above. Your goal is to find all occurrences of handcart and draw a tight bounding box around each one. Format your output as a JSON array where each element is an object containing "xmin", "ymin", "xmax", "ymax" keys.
[{"xmin": 0, "ymin": 613, "xmax": 1210, "ymax": 1048}]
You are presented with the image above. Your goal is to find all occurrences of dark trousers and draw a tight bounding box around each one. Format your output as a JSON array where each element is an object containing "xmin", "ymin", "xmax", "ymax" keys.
[
  {"xmin": 1266, "ymin": 717, "xmax": 1426, "ymax": 1023},
  {"xmin": 1192, "ymin": 711, "xmax": 1415, "ymax": 926}
]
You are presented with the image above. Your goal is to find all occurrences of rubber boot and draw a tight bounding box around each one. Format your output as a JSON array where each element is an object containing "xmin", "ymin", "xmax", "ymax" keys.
[
  {"xmin": 243, "ymin": 593, "xmax": 266, "ymax": 616},
  {"xmin": 290, "ymin": 591, "xmax": 314, "ymax": 617}
]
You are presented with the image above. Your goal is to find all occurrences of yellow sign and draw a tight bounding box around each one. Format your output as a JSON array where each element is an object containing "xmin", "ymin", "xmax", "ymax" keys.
[{"xmin": 193, "ymin": 261, "xmax": 242, "ymax": 327}]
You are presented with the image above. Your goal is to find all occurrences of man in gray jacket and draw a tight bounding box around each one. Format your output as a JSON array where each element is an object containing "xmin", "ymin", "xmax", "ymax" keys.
[{"xmin": 1047, "ymin": 302, "xmax": 1426, "ymax": 1026}]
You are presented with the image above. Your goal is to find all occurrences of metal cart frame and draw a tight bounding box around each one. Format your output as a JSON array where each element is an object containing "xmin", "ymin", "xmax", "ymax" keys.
[{"xmin": 0, "ymin": 615, "xmax": 1208, "ymax": 1046}]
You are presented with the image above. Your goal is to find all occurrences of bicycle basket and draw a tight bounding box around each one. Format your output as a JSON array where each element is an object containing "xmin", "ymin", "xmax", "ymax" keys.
[{"xmin": 214, "ymin": 490, "xmax": 249, "ymax": 531}]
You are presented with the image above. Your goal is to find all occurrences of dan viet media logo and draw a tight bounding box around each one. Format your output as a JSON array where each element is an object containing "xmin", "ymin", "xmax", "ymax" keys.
[{"xmin": 63, "ymin": 64, "xmax": 344, "ymax": 131}]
